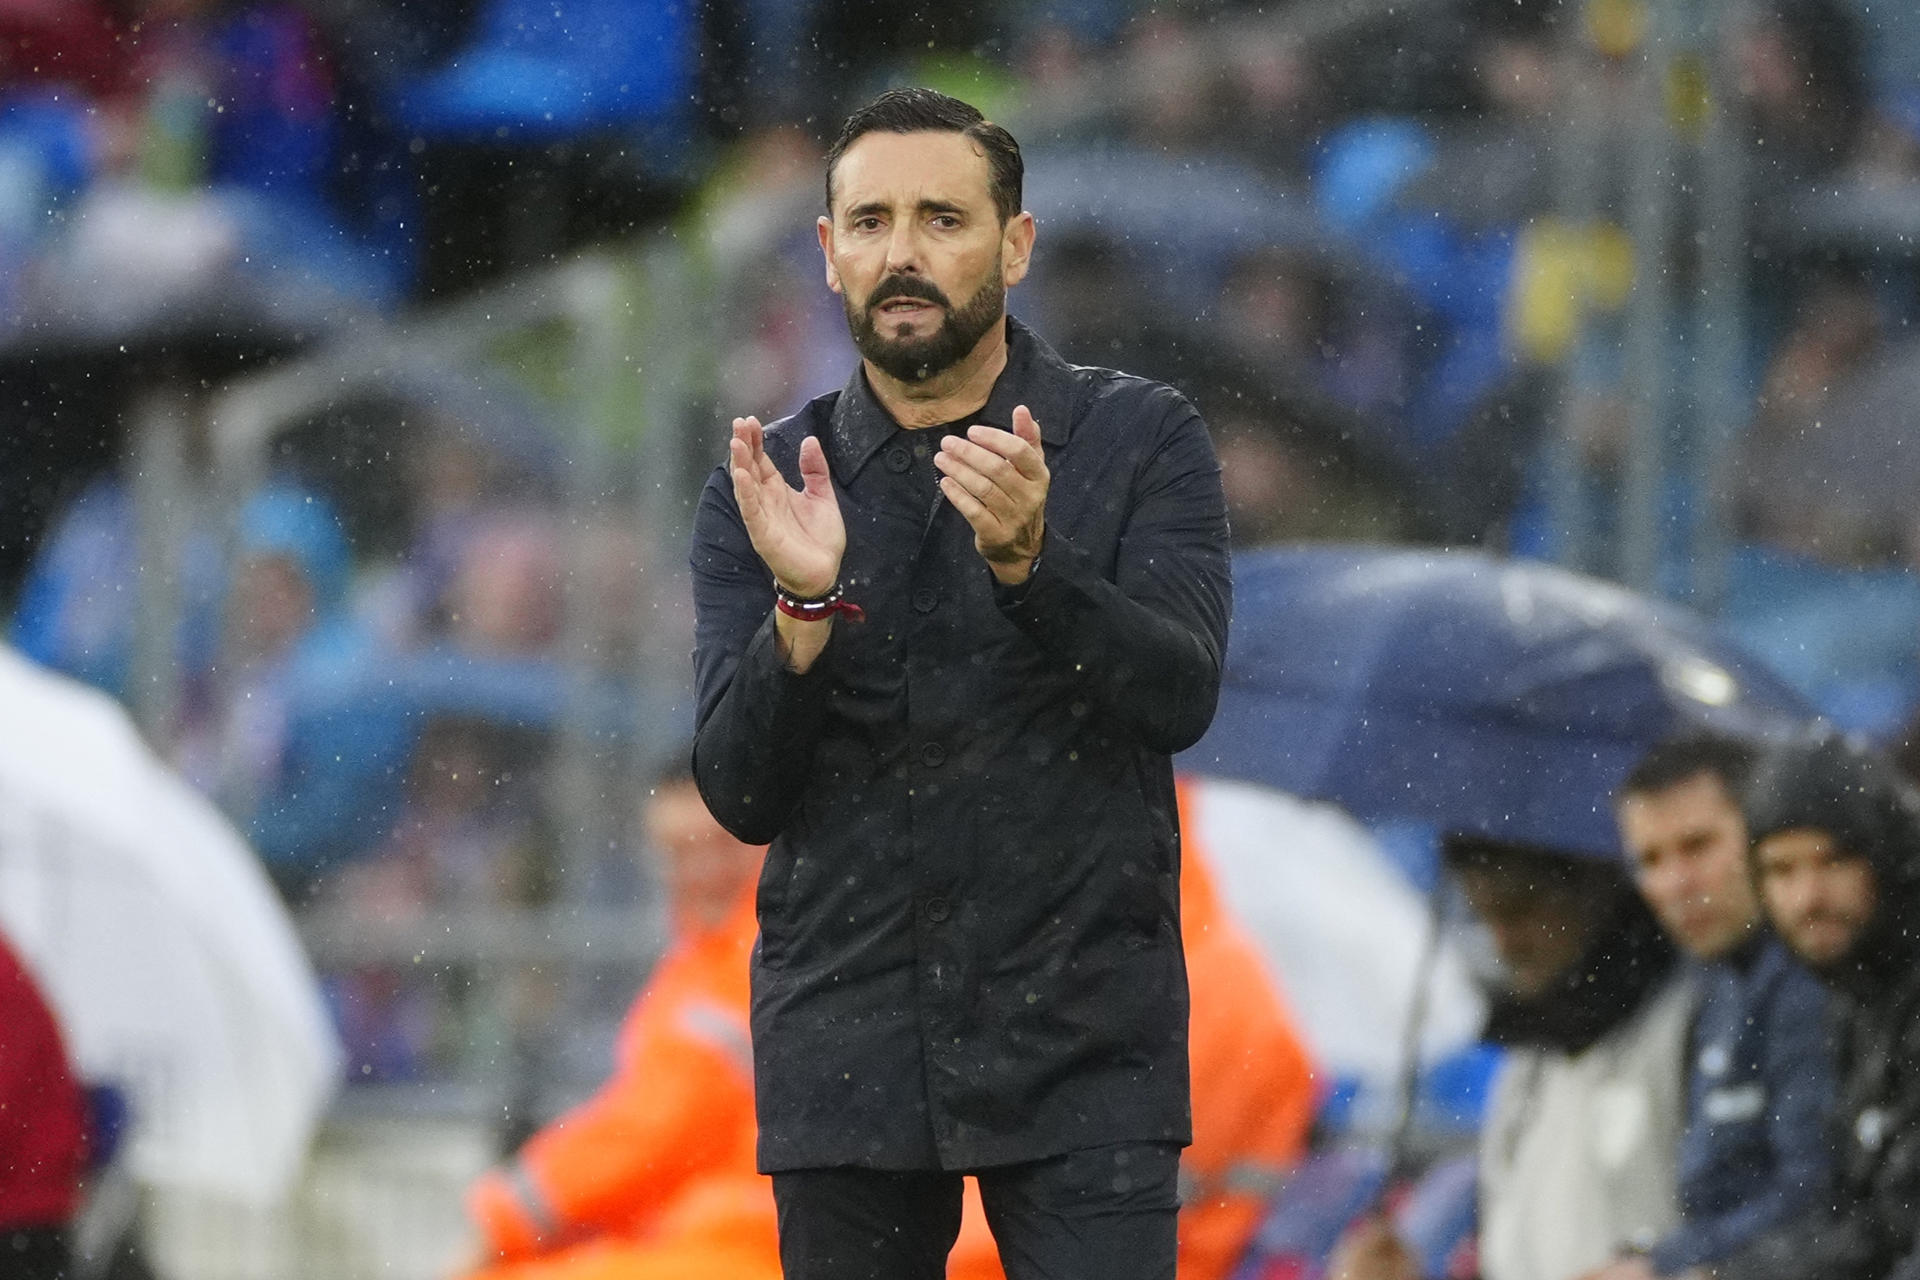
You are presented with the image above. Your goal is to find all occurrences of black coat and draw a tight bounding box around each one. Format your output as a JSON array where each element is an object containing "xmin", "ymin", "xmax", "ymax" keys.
[
  {"xmin": 1724, "ymin": 736, "xmax": 1920, "ymax": 1280},
  {"xmin": 690, "ymin": 319, "xmax": 1232, "ymax": 1173}
]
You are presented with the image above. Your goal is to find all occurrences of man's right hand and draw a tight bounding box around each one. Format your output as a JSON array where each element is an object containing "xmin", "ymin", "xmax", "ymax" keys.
[{"xmin": 729, "ymin": 416, "xmax": 845, "ymax": 598}]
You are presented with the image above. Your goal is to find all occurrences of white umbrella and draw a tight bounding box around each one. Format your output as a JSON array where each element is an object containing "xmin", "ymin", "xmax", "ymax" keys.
[
  {"xmin": 1184, "ymin": 775, "xmax": 1485, "ymax": 1093},
  {"xmin": 0, "ymin": 646, "xmax": 343, "ymax": 1205}
]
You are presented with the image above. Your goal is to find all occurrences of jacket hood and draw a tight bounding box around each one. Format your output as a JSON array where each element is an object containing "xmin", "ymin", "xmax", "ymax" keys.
[
  {"xmin": 1744, "ymin": 730, "xmax": 1920, "ymax": 986},
  {"xmin": 237, "ymin": 487, "xmax": 352, "ymax": 614},
  {"xmin": 1479, "ymin": 875, "xmax": 1678, "ymax": 1056}
]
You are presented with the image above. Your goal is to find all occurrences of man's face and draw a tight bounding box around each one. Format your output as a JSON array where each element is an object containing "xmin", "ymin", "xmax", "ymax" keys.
[
  {"xmin": 818, "ymin": 130, "xmax": 1033, "ymax": 384},
  {"xmin": 1754, "ymin": 827, "xmax": 1879, "ymax": 969},
  {"xmin": 1618, "ymin": 771, "xmax": 1760, "ymax": 961},
  {"xmin": 228, "ymin": 552, "xmax": 315, "ymax": 662},
  {"xmin": 643, "ymin": 779, "xmax": 764, "ymax": 934},
  {"xmin": 1453, "ymin": 859, "xmax": 1600, "ymax": 999}
]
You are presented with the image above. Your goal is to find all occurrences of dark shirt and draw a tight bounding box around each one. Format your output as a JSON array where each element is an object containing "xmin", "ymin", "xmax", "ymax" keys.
[
  {"xmin": 689, "ymin": 318, "xmax": 1232, "ymax": 1173},
  {"xmin": 1649, "ymin": 937, "xmax": 1834, "ymax": 1275},
  {"xmin": 1718, "ymin": 942, "xmax": 1920, "ymax": 1280}
]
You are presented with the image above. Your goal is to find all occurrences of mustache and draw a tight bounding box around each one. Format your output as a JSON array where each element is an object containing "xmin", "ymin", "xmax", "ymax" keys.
[{"xmin": 866, "ymin": 274, "xmax": 951, "ymax": 311}]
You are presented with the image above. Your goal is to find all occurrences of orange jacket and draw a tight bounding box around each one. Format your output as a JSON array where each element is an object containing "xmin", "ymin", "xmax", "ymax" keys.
[
  {"xmin": 468, "ymin": 887, "xmax": 761, "ymax": 1262},
  {"xmin": 950, "ymin": 775, "xmax": 1321, "ymax": 1280}
]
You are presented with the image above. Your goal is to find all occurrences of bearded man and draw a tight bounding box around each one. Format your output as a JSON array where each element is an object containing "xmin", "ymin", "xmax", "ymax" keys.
[{"xmin": 689, "ymin": 87, "xmax": 1232, "ymax": 1280}]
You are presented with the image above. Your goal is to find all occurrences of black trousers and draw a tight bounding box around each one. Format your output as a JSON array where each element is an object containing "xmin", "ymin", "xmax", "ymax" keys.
[
  {"xmin": 0, "ymin": 1228, "xmax": 68, "ymax": 1280},
  {"xmin": 771, "ymin": 1142, "xmax": 1181, "ymax": 1280}
]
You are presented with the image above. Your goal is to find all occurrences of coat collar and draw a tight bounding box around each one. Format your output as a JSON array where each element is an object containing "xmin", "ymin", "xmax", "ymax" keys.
[{"xmin": 823, "ymin": 316, "xmax": 1075, "ymax": 484}]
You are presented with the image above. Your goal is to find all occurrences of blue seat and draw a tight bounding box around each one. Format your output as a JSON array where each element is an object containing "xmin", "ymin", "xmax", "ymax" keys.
[{"xmin": 391, "ymin": 0, "xmax": 696, "ymax": 142}]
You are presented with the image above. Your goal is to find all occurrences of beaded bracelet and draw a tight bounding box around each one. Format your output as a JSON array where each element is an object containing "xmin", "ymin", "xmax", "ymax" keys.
[{"xmin": 774, "ymin": 580, "xmax": 866, "ymax": 623}]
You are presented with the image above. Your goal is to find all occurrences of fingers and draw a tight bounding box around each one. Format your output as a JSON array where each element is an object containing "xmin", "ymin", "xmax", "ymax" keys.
[
  {"xmin": 937, "ymin": 474, "xmax": 1000, "ymax": 536},
  {"xmin": 798, "ymin": 434, "xmax": 833, "ymax": 500},
  {"xmin": 935, "ymin": 435, "xmax": 1046, "ymax": 505},
  {"xmin": 956, "ymin": 419, "xmax": 1047, "ymax": 482},
  {"xmin": 1012, "ymin": 404, "xmax": 1041, "ymax": 447}
]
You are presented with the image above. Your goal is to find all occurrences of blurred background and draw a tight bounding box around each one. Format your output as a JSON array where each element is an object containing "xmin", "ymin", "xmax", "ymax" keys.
[{"xmin": 3, "ymin": 0, "xmax": 1918, "ymax": 1275}]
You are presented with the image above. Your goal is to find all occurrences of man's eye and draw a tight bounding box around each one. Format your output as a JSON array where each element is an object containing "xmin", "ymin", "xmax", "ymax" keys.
[{"xmin": 932, "ymin": 215, "xmax": 960, "ymax": 229}]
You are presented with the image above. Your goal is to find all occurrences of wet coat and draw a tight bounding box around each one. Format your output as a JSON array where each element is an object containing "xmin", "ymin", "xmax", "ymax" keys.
[
  {"xmin": 945, "ymin": 775, "xmax": 1321, "ymax": 1280},
  {"xmin": 467, "ymin": 888, "xmax": 761, "ymax": 1263},
  {"xmin": 690, "ymin": 318, "xmax": 1232, "ymax": 1172},
  {"xmin": 1648, "ymin": 937, "xmax": 1835, "ymax": 1275},
  {"xmin": 1720, "ymin": 736, "xmax": 1920, "ymax": 1280}
]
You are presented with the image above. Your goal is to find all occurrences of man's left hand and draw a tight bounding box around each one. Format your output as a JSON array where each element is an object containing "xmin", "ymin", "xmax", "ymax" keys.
[{"xmin": 934, "ymin": 403, "xmax": 1049, "ymax": 585}]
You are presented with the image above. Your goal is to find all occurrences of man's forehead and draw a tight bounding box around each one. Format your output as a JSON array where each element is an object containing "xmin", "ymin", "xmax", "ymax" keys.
[
  {"xmin": 1625, "ymin": 770, "xmax": 1740, "ymax": 818},
  {"xmin": 830, "ymin": 130, "xmax": 994, "ymax": 212}
]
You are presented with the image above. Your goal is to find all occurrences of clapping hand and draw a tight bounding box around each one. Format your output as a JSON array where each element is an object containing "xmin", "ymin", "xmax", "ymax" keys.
[
  {"xmin": 933, "ymin": 404, "xmax": 1049, "ymax": 585},
  {"xmin": 729, "ymin": 416, "xmax": 845, "ymax": 599}
]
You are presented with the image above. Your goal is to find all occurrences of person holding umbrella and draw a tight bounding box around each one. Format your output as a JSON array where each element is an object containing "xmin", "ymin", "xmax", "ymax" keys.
[
  {"xmin": 1705, "ymin": 733, "xmax": 1920, "ymax": 1280},
  {"xmin": 1332, "ymin": 832, "xmax": 1692, "ymax": 1280},
  {"xmin": 1594, "ymin": 734, "xmax": 1835, "ymax": 1280}
]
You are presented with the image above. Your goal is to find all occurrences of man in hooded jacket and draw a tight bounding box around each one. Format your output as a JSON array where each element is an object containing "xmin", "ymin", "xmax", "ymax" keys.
[{"xmin": 1714, "ymin": 733, "xmax": 1920, "ymax": 1280}]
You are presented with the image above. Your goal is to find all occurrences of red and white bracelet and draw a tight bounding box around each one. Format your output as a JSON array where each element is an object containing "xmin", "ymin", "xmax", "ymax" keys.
[{"xmin": 774, "ymin": 580, "xmax": 866, "ymax": 623}]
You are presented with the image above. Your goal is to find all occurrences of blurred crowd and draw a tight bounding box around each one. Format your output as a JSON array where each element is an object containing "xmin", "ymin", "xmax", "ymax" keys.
[
  {"xmin": 10, "ymin": 4, "xmax": 1920, "ymax": 1279},
  {"xmin": 5, "ymin": 0, "xmax": 1920, "ymax": 1207}
]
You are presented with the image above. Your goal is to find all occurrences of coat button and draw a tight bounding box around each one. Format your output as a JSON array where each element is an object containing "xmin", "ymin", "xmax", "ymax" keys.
[
  {"xmin": 912, "ymin": 588, "xmax": 939, "ymax": 613},
  {"xmin": 919, "ymin": 741, "xmax": 947, "ymax": 767},
  {"xmin": 886, "ymin": 447, "xmax": 911, "ymax": 473},
  {"xmin": 925, "ymin": 897, "xmax": 951, "ymax": 923}
]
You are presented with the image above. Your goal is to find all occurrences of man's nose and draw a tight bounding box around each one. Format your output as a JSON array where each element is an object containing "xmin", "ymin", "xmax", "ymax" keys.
[{"xmin": 884, "ymin": 223, "xmax": 925, "ymax": 275}]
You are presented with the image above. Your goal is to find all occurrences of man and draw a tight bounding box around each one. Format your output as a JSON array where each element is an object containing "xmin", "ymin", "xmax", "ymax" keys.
[
  {"xmin": 1599, "ymin": 734, "xmax": 1837, "ymax": 1280},
  {"xmin": 689, "ymin": 88, "xmax": 1232, "ymax": 1279},
  {"xmin": 1709, "ymin": 733, "xmax": 1920, "ymax": 1280},
  {"xmin": 464, "ymin": 761, "xmax": 778, "ymax": 1280},
  {"xmin": 1333, "ymin": 833, "xmax": 1692, "ymax": 1280}
]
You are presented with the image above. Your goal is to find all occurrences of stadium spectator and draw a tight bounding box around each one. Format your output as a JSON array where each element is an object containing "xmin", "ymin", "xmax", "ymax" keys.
[
  {"xmin": 1711, "ymin": 733, "xmax": 1920, "ymax": 1280},
  {"xmin": 175, "ymin": 485, "xmax": 391, "ymax": 892},
  {"xmin": 1334, "ymin": 832, "xmax": 1691, "ymax": 1280},
  {"xmin": 1604, "ymin": 733, "xmax": 1834, "ymax": 1279}
]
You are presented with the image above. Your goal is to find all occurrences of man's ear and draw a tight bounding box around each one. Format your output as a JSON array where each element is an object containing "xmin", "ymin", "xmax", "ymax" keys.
[
  {"xmin": 817, "ymin": 216, "xmax": 843, "ymax": 295},
  {"xmin": 1002, "ymin": 211, "xmax": 1036, "ymax": 289}
]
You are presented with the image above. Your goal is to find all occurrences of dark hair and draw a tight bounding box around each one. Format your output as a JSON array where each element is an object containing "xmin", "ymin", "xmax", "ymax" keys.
[
  {"xmin": 1747, "ymin": 731, "xmax": 1920, "ymax": 881},
  {"xmin": 824, "ymin": 87, "xmax": 1023, "ymax": 224},
  {"xmin": 1620, "ymin": 732, "xmax": 1759, "ymax": 802}
]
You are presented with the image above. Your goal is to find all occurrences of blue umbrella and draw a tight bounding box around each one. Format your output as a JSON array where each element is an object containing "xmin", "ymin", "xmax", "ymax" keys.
[{"xmin": 1183, "ymin": 546, "xmax": 1818, "ymax": 858}]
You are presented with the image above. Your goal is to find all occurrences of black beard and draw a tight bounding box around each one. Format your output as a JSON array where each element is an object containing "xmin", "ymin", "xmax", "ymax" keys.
[{"xmin": 845, "ymin": 269, "xmax": 1005, "ymax": 384}]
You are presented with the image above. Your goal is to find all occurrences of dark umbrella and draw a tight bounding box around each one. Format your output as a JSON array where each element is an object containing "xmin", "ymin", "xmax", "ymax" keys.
[
  {"xmin": 1182, "ymin": 544, "xmax": 1818, "ymax": 1196},
  {"xmin": 1184, "ymin": 545, "xmax": 1817, "ymax": 856}
]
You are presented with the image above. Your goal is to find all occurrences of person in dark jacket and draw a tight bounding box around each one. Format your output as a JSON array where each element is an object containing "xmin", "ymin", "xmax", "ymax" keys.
[
  {"xmin": 1598, "ymin": 733, "xmax": 1834, "ymax": 1280},
  {"xmin": 689, "ymin": 87, "xmax": 1231, "ymax": 1280},
  {"xmin": 1714, "ymin": 733, "xmax": 1920, "ymax": 1280}
]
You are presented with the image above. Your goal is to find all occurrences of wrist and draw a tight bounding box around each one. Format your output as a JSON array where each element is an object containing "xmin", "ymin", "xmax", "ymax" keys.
[
  {"xmin": 989, "ymin": 532, "xmax": 1043, "ymax": 587},
  {"xmin": 989, "ymin": 557, "xmax": 1035, "ymax": 587},
  {"xmin": 774, "ymin": 573, "xmax": 839, "ymax": 601},
  {"xmin": 773, "ymin": 579, "xmax": 865, "ymax": 623}
]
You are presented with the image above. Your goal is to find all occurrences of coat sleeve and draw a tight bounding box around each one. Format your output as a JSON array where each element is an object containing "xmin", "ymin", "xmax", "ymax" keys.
[
  {"xmin": 1646, "ymin": 968, "xmax": 1837, "ymax": 1273},
  {"xmin": 467, "ymin": 978, "xmax": 756, "ymax": 1260},
  {"xmin": 992, "ymin": 400, "xmax": 1231, "ymax": 754},
  {"xmin": 689, "ymin": 465, "xmax": 839, "ymax": 845},
  {"xmin": 1714, "ymin": 1127, "xmax": 1920, "ymax": 1280}
]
